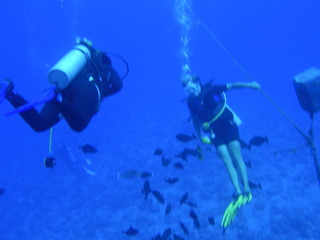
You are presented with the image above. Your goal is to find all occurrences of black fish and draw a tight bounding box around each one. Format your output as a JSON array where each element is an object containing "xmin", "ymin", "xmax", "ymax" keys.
[
  {"xmin": 249, "ymin": 180, "xmax": 262, "ymax": 190},
  {"xmin": 152, "ymin": 190, "xmax": 165, "ymax": 204},
  {"xmin": 179, "ymin": 222, "xmax": 189, "ymax": 235},
  {"xmin": 0, "ymin": 188, "xmax": 5, "ymax": 196},
  {"xmin": 180, "ymin": 192, "xmax": 188, "ymax": 205},
  {"xmin": 193, "ymin": 219, "xmax": 200, "ymax": 229},
  {"xmin": 173, "ymin": 234, "xmax": 185, "ymax": 240},
  {"xmin": 79, "ymin": 144, "xmax": 98, "ymax": 153},
  {"xmin": 161, "ymin": 156, "xmax": 171, "ymax": 167},
  {"xmin": 164, "ymin": 177, "xmax": 179, "ymax": 184},
  {"xmin": 175, "ymin": 147, "xmax": 201, "ymax": 161},
  {"xmin": 123, "ymin": 225, "xmax": 138, "ymax": 236},
  {"xmin": 239, "ymin": 139, "xmax": 251, "ymax": 150},
  {"xmin": 161, "ymin": 227, "xmax": 172, "ymax": 240},
  {"xmin": 190, "ymin": 209, "xmax": 200, "ymax": 229},
  {"xmin": 142, "ymin": 179, "xmax": 151, "ymax": 200},
  {"xmin": 189, "ymin": 209, "xmax": 198, "ymax": 221},
  {"xmin": 249, "ymin": 136, "xmax": 268, "ymax": 147},
  {"xmin": 165, "ymin": 203, "xmax": 172, "ymax": 215},
  {"xmin": 186, "ymin": 201, "xmax": 198, "ymax": 208},
  {"xmin": 208, "ymin": 217, "xmax": 215, "ymax": 226},
  {"xmin": 174, "ymin": 162, "xmax": 184, "ymax": 169},
  {"xmin": 176, "ymin": 133, "xmax": 197, "ymax": 142},
  {"xmin": 154, "ymin": 148, "xmax": 164, "ymax": 156},
  {"xmin": 175, "ymin": 153, "xmax": 187, "ymax": 161},
  {"xmin": 140, "ymin": 171, "xmax": 153, "ymax": 178}
]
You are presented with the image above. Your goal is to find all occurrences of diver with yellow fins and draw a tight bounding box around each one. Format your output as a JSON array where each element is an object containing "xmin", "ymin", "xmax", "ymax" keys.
[{"xmin": 182, "ymin": 74, "xmax": 260, "ymax": 231}]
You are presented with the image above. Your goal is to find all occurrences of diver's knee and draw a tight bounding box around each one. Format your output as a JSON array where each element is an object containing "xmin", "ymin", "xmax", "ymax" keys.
[
  {"xmin": 69, "ymin": 122, "xmax": 88, "ymax": 132},
  {"xmin": 31, "ymin": 124, "xmax": 50, "ymax": 132}
]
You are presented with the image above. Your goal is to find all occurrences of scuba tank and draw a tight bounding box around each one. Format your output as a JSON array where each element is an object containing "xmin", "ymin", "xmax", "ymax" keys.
[{"xmin": 48, "ymin": 44, "xmax": 91, "ymax": 90}]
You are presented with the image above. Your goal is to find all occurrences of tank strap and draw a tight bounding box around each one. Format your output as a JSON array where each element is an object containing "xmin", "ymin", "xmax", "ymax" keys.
[
  {"xmin": 87, "ymin": 73, "xmax": 102, "ymax": 113},
  {"xmin": 208, "ymin": 92, "xmax": 227, "ymax": 124},
  {"xmin": 93, "ymin": 83, "xmax": 101, "ymax": 113},
  {"xmin": 201, "ymin": 93, "xmax": 226, "ymax": 130}
]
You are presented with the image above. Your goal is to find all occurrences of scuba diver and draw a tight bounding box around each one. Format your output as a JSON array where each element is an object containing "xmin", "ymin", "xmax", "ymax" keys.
[
  {"xmin": 0, "ymin": 38, "xmax": 123, "ymax": 132},
  {"xmin": 182, "ymin": 75, "xmax": 260, "ymax": 230}
]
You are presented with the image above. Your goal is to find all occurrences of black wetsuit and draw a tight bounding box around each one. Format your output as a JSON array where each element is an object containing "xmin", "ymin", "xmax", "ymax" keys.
[
  {"xmin": 6, "ymin": 44, "xmax": 123, "ymax": 132},
  {"xmin": 187, "ymin": 84, "xmax": 239, "ymax": 147}
]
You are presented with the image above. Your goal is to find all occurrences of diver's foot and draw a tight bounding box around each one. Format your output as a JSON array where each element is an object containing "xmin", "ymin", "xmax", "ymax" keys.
[
  {"xmin": 232, "ymin": 192, "xmax": 243, "ymax": 201},
  {"xmin": 221, "ymin": 192, "xmax": 253, "ymax": 230},
  {"xmin": 0, "ymin": 79, "xmax": 14, "ymax": 103},
  {"xmin": 242, "ymin": 192, "xmax": 253, "ymax": 205},
  {"xmin": 232, "ymin": 192, "xmax": 253, "ymax": 207}
]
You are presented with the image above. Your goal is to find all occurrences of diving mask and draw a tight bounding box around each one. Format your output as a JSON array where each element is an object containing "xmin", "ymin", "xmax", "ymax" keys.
[{"xmin": 184, "ymin": 80, "xmax": 201, "ymax": 96}]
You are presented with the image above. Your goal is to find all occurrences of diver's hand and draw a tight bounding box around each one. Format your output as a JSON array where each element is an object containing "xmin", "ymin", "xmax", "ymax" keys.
[
  {"xmin": 201, "ymin": 136, "xmax": 211, "ymax": 144},
  {"xmin": 248, "ymin": 81, "xmax": 261, "ymax": 90},
  {"xmin": 75, "ymin": 37, "xmax": 92, "ymax": 46}
]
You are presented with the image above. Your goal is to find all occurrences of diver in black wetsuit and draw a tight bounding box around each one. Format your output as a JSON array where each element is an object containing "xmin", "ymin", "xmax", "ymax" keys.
[
  {"xmin": 183, "ymin": 75, "xmax": 262, "ymax": 228},
  {"xmin": 183, "ymin": 75, "xmax": 260, "ymax": 199},
  {"xmin": 0, "ymin": 39, "xmax": 123, "ymax": 132}
]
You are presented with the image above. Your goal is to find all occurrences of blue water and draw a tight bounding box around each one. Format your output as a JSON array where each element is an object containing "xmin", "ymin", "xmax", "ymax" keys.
[{"xmin": 0, "ymin": 0, "xmax": 320, "ymax": 239}]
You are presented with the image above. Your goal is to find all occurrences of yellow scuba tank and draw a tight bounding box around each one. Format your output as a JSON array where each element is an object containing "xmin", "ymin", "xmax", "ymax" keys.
[{"xmin": 47, "ymin": 44, "xmax": 91, "ymax": 90}]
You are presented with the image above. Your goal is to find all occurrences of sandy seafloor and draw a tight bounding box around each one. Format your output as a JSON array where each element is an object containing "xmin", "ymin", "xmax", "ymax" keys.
[{"xmin": 0, "ymin": 1, "xmax": 320, "ymax": 240}]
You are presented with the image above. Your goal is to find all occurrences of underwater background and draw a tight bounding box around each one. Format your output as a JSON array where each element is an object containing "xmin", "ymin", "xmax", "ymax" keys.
[{"xmin": 0, "ymin": 0, "xmax": 320, "ymax": 239}]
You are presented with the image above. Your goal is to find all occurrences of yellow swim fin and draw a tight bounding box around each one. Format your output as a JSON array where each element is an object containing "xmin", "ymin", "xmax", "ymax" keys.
[{"xmin": 221, "ymin": 193, "xmax": 253, "ymax": 230}]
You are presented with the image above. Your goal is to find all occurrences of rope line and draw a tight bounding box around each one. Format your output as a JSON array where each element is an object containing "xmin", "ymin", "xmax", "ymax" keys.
[{"xmin": 191, "ymin": 11, "xmax": 255, "ymax": 82}]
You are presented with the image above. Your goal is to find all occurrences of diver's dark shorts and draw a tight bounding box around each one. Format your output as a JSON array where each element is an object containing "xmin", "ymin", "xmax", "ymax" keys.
[{"xmin": 210, "ymin": 108, "xmax": 240, "ymax": 148}]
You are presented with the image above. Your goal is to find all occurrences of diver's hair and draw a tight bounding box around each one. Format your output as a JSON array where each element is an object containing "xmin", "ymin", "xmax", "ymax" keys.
[{"xmin": 181, "ymin": 74, "xmax": 200, "ymax": 86}]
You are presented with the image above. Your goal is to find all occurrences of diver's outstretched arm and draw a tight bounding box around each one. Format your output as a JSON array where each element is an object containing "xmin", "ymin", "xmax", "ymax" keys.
[{"xmin": 226, "ymin": 81, "xmax": 261, "ymax": 90}]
